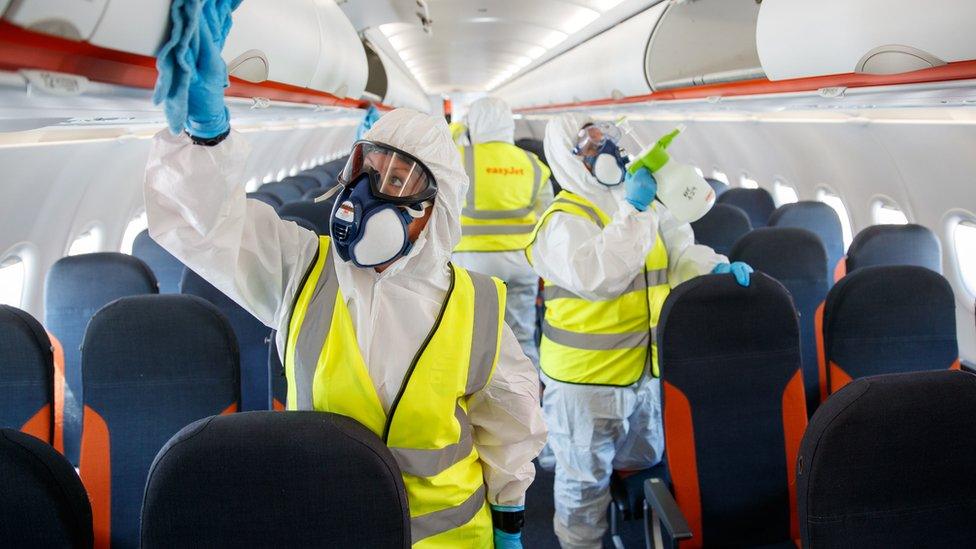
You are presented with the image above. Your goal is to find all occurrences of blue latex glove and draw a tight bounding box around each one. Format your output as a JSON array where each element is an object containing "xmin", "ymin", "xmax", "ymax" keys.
[
  {"xmin": 624, "ymin": 167, "xmax": 657, "ymax": 212},
  {"xmin": 153, "ymin": 0, "xmax": 241, "ymax": 137},
  {"xmin": 491, "ymin": 504, "xmax": 524, "ymax": 549},
  {"xmin": 712, "ymin": 261, "xmax": 754, "ymax": 287},
  {"xmin": 356, "ymin": 104, "xmax": 381, "ymax": 140}
]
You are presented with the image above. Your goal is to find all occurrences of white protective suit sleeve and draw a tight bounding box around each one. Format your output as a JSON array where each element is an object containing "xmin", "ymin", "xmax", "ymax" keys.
[{"xmin": 144, "ymin": 130, "xmax": 318, "ymax": 329}]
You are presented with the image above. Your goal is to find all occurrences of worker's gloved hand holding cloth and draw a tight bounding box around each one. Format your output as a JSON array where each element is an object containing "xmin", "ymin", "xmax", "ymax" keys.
[
  {"xmin": 153, "ymin": 0, "xmax": 242, "ymax": 138},
  {"xmin": 712, "ymin": 261, "xmax": 753, "ymax": 287},
  {"xmin": 491, "ymin": 504, "xmax": 525, "ymax": 548},
  {"xmin": 624, "ymin": 167, "xmax": 657, "ymax": 212},
  {"xmin": 356, "ymin": 104, "xmax": 382, "ymax": 140}
]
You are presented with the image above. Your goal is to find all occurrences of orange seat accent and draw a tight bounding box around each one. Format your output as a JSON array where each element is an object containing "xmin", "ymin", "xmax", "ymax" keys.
[
  {"xmin": 815, "ymin": 302, "xmax": 827, "ymax": 402},
  {"xmin": 833, "ymin": 256, "xmax": 847, "ymax": 283},
  {"xmin": 272, "ymin": 399, "xmax": 285, "ymax": 411},
  {"xmin": 48, "ymin": 331, "xmax": 66, "ymax": 454},
  {"xmin": 20, "ymin": 405, "xmax": 52, "ymax": 443},
  {"xmin": 80, "ymin": 405, "xmax": 111, "ymax": 549},
  {"xmin": 220, "ymin": 403, "xmax": 238, "ymax": 415},
  {"xmin": 950, "ymin": 359, "xmax": 961, "ymax": 370},
  {"xmin": 828, "ymin": 362, "xmax": 854, "ymax": 395},
  {"xmin": 663, "ymin": 381, "xmax": 702, "ymax": 548},
  {"xmin": 782, "ymin": 370, "xmax": 808, "ymax": 541}
]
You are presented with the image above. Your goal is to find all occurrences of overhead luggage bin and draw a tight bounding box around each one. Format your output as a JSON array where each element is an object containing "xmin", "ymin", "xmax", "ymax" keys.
[
  {"xmin": 645, "ymin": 0, "xmax": 764, "ymax": 91},
  {"xmin": 309, "ymin": 0, "xmax": 368, "ymax": 99},
  {"xmin": 223, "ymin": 0, "xmax": 322, "ymax": 87},
  {"xmin": 2, "ymin": 0, "xmax": 109, "ymax": 41},
  {"xmin": 87, "ymin": 0, "xmax": 170, "ymax": 56},
  {"xmin": 362, "ymin": 32, "xmax": 431, "ymax": 112},
  {"xmin": 757, "ymin": 0, "xmax": 976, "ymax": 81}
]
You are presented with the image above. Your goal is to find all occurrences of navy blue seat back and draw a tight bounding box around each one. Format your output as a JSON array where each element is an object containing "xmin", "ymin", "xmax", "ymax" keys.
[
  {"xmin": 246, "ymin": 191, "xmax": 283, "ymax": 208},
  {"xmin": 281, "ymin": 175, "xmax": 320, "ymax": 193},
  {"xmin": 731, "ymin": 228, "xmax": 829, "ymax": 415},
  {"xmin": 79, "ymin": 294, "xmax": 239, "ymax": 548},
  {"xmin": 321, "ymin": 156, "xmax": 350, "ymax": 179},
  {"xmin": 717, "ymin": 188, "xmax": 776, "ymax": 228},
  {"xmin": 131, "ymin": 230, "xmax": 183, "ymax": 294},
  {"xmin": 0, "ymin": 306, "xmax": 54, "ymax": 444},
  {"xmin": 819, "ymin": 265, "xmax": 958, "ymax": 399},
  {"xmin": 180, "ymin": 268, "xmax": 272, "ymax": 411},
  {"xmin": 798, "ymin": 371, "xmax": 976, "ymax": 547},
  {"xmin": 257, "ymin": 181, "xmax": 304, "ymax": 204},
  {"xmin": 705, "ymin": 177, "xmax": 729, "ymax": 198},
  {"xmin": 45, "ymin": 253, "xmax": 158, "ymax": 466},
  {"xmin": 658, "ymin": 273, "xmax": 807, "ymax": 547},
  {"xmin": 658, "ymin": 273, "xmax": 806, "ymax": 546},
  {"xmin": 300, "ymin": 169, "xmax": 335, "ymax": 187},
  {"xmin": 277, "ymin": 200, "xmax": 333, "ymax": 234},
  {"xmin": 690, "ymin": 204, "xmax": 752, "ymax": 256},
  {"xmin": 846, "ymin": 223, "xmax": 942, "ymax": 274},
  {"xmin": 141, "ymin": 412, "xmax": 409, "ymax": 548},
  {"xmin": 769, "ymin": 202, "xmax": 845, "ymax": 279},
  {"xmin": 0, "ymin": 429, "xmax": 93, "ymax": 548}
]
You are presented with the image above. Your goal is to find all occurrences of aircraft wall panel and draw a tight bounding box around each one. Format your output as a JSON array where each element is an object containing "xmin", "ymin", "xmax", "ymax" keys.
[
  {"xmin": 3, "ymin": 0, "xmax": 108, "ymax": 41},
  {"xmin": 758, "ymin": 0, "xmax": 976, "ymax": 81},
  {"xmin": 88, "ymin": 1, "xmax": 170, "ymax": 57}
]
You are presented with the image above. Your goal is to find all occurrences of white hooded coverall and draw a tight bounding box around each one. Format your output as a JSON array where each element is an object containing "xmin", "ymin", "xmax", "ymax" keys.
[
  {"xmin": 144, "ymin": 108, "xmax": 547, "ymax": 509},
  {"xmin": 452, "ymin": 97, "xmax": 554, "ymax": 367},
  {"xmin": 534, "ymin": 113, "xmax": 726, "ymax": 548}
]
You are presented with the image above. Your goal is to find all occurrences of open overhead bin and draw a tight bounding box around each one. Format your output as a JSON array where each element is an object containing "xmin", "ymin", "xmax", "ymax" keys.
[
  {"xmin": 362, "ymin": 31, "xmax": 431, "ymax": 112},
  {"xmin": 757, "ymin": 0, "xmax": 976, "ymax": 80}
]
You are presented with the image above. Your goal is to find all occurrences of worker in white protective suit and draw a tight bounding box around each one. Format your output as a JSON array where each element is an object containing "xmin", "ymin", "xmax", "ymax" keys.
[
  {"xmin": 145, "ymin": 6, "xmax": 545, "ymax": 547},
  {"xmin": 526, "ymin": 113, "xmax": 751, "ymax": 548},
  {"xmin": 453, "ymin": 97, "xmax": 554, "ymax": 366}
]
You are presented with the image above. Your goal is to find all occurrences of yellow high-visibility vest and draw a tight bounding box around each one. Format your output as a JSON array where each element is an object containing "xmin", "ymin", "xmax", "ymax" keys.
[
  {"xmin": 284, "ymin": 237, "xmax": 506, "ymax": 548},
  {"xmin": 456, "ymin": 143, "xmax": 551, "ymax": 253},
  {"xmin": 526, "ymin": 191, "xmax": 670, "ymax": 384}
]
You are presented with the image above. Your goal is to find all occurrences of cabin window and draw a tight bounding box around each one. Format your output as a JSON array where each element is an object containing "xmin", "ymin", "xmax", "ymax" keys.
[
  {"xmin": 694, "ymin": 166, "xmax": 704, "ymax": 178},
  {"xmin": 245, "ymin": 177, "xmax": 260, "ymax": 192},
  {"xmin": 773, "ymin": 181, "xmax": 799, "ymax": 205},
  {"xmin": 276, "ymin": 168, "xmax": 288, "ymax": 181},
  {"xmin": 120, "ymin": 212, "xmax": 148, "ymax": 254},
  {"xmin": 953, "ymin": 220, "xmax": 976, "ymax": 297},
  {"xmin": 740, "ymin": 175, "xmax": 759, "ymax": 189},
  {"xmin": 872, "ymin": 200, "xmax": 909, "ymax": 225},
  {"xmin": 817, "ymin": 189, "xmax": 853, "ymax": 249},
  {"xmin": 0, "ymin": 255, "xmax": 25, "ymax": 307},
  {"xmin": 711, "ymin": 170, "xmax": 729, "ymax": 185},
  {"xmin": 67, "ymin": 227, "xmax": 101, "ymax": 256}
]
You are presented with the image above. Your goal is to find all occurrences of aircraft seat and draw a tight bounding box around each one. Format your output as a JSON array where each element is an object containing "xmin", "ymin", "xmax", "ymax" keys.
[
  {"xmin": 131, "ymin": 230, "xmax": 183, "ymax": 294},
  {"xmin": 731, "ymin": 228, "xmax": 829, "ymax": 415},
  {"xmin": 277, "ymin": 200, "xmax": 333, "ymax": 235},
  {"xmin": 647, "ymin": 273, "xmax": 806, "ymax": 548},
  {"xmin": 299, "ymin": 169, "xmax": 335, "ymax": 187},
  {"xmin": 716, "ymin": 188, "xmax": 776, "ymax": 228},
  {"xmin": 141, "ymin": 411, "xmax": 410, "ymax": 548},
  {"xmin": 846, "ymin": 223, "xmax": 942, "ymax": 274},
  {"xmin": 0, "ymin": 305, "xmax": 55, "ymax": 444},
  {"xmin": 768, "ymin": 202, "xmax": 845, "ymax": 284},
  {"xmin": 798, "ymin": 370, "xmax": 976, "ymax": 547},
  {"xmin": 0, "ymin": 428, "xmax": 93, "ymax": 548},
  {"xmin": 817, "ymin": 265, "xmax": 958, "ymax": 400},
  {"xmin": 320, "ymin": 156, "xmax": 350, "ymax": 179},
  {"xmin": 268, "ymin": 332, "xmax": 286, "ymax": 411},
  {"xmin": 690, "ymin": 203, "xmax": 752, "ymax": 256},
  {"xmin": 180, "ymin": 268, "xmax": 272, "ymax": 412},
  {"xmin": 45, "ymin": 253, "xmax": 158, "ymax": 466},
  {"xmin": 257, "ymin": 181, "xmax": 304, "ymax": 204},
  {"xmin": 246, "ymin": 191, "xmax": 283, "ymax": 208},
  {"xmin": 704, "ymin": 178, "xmax": 729, "ymax": 198},
  {"xmin": 281, "ymin": 174, "xmax": 320, "ymax": 193},
  {"xmin": 79, "ymin": 294, "xmax": 240, "ymax": 548}
]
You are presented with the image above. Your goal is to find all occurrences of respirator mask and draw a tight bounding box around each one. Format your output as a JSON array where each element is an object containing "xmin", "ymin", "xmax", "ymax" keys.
[
  {"xmin": 327, "ymin": 140, "xmax": 437, "ymax": 268},
  {"xmin": 573, "ymin": 122, "xmax": 627, "ymax": 186}
]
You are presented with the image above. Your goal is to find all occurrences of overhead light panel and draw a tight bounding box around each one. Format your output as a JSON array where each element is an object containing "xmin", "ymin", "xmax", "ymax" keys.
[
  {"xmin": 562, "ymin": 8, "xmax": 600, "ymax": 34},
  {"xmin": 540, "ymin": 30, "xmax": 568, "ymax": 49}
]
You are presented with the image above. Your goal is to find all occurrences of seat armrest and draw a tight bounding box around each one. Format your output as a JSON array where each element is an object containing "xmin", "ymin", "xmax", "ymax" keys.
[{"xmin": 643, "ymin": 477, "xmax": 692, "ymax": 547}]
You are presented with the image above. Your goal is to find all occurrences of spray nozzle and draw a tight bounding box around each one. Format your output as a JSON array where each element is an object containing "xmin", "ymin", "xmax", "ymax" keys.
[{"xmin": 626, "ymin": 124, "xmax": 686, "ymax": 175}]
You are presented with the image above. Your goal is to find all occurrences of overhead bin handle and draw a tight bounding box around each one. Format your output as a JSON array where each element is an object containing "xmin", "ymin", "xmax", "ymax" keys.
[{"xmin": 227, "ymin": 49, "xmax": 269, "ymax": 83}]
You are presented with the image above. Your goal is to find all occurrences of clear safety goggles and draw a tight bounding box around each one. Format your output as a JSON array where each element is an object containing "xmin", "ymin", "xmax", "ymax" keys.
[
  {"xmin": 337, "ymin": 140, "xmax": 438, "ymax": 204},
  {"xmin": 573, "ymin": 122, "xmax": 622, "ymax": 157}
]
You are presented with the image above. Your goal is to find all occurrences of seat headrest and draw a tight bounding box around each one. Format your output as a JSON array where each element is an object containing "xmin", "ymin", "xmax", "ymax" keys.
[
  {"xmin": 717, "ymin": 188, "xmax": 776, "ymax": 228},
  {"xmin": 132, "ymin": 230, "xmax": 184, "ymax": 294},
  {"xmin": 847, "ymin": 223, "xmax": 942, "ymax": 273},
  {"xmin": 46, "ymin": 253, "xmax": 158, "ymax": 306},
  {"xmin": 277, "ymin": 200, "xmax": 333, "ymax": 234},
  {"xmin": 730, "ymin": 227, "xmax": 828, "ymax": 281},
  {"xmin": 690, "ymin": 203, "xmax": 752, "ymax": 255},
  {"xmin": 141, "ymin": 411, "xmax": 409, "ymax": 548}
]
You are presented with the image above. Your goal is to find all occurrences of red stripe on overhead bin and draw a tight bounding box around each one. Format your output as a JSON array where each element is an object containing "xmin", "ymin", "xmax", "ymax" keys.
[
  {"xmin": 0, "ymin": 21, "xmax": 382, "ymax": 110},
  {"xmin": 515, "ymin": 59, "xmax": 976, "ymax": 112}
]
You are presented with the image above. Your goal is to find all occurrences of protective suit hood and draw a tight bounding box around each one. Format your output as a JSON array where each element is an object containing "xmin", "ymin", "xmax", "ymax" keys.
[
  {"xmin": 346, "ymin": 108, "xmax": 465, "ymax": 280},
  {"xmin": 544, "ymin": 112, "xmax": 624, "ymax": 215},
  {"xmin": 467, "ymin": 97, "xmax": 515, "ymax": 144}
]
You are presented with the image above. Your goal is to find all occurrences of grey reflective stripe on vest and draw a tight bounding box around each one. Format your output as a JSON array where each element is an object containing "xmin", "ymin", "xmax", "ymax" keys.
[
  {"xmin": 461, "ymin": 224, "xmax": 535, "ymax": 236},
  {"xmin": 292, "ymin": 252, "xmax": 339, "ymax": 410},
  {"xmin": 552, "ymin": 198, "xmax": 605, "ymax": 228},
  {"xmin": 388, "ymin": 271, "xmax": 499, "ymax": 477},
  {"xmin": 461, "ymin": 146, "xmax": 542, "ymax": 220},
  {"xmin": 411, "ymin": 484, "xmax": 488, "ymax": 544},
  {"xmin": 542, "ymin": 321, "xmax": 652, "ymax": 351},
  {"xmin": 543, "ymin": 268, "xmax": 668, "ymax": 301}
]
